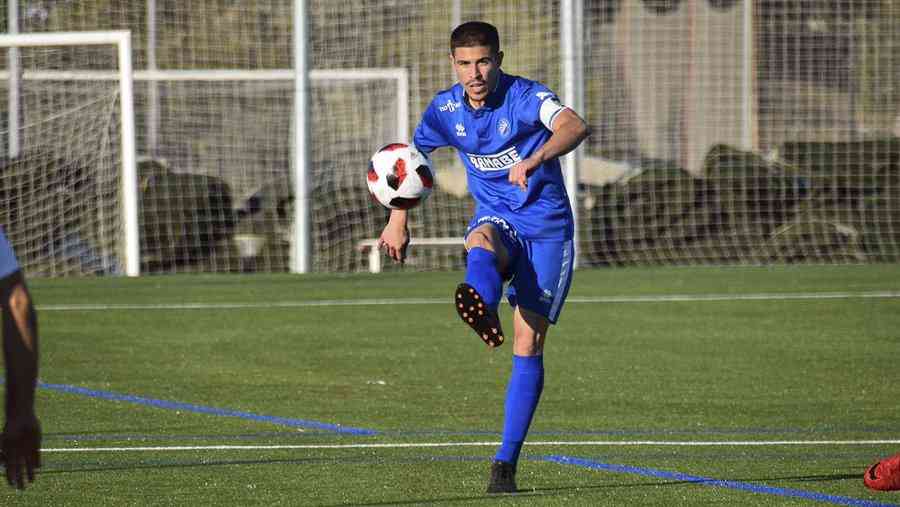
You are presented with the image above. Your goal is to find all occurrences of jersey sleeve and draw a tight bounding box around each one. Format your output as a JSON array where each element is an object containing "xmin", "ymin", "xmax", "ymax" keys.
[
  {"xmin": 0, "ymin": 229, "xmax": 21, "ymax": 279},
  {"xmin": 412, "ymin": 100, "xmax": 448, "ymax": 155},
  {"xmin": 518, "ymin": 83, "xmax": 568, "ymax": 132}
]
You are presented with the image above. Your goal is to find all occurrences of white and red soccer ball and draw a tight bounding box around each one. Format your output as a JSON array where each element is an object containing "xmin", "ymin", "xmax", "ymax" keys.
[{"xmin": 367, "ymin": 143, "xmax": 434, "ymax": 210}]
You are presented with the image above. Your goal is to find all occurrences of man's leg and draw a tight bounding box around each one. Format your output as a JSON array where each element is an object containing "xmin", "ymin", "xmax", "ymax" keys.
[
  {"xmin": 487, "ymin": 238, "xmax": 573, "ymax": 494},
  {"xmin": 0, "ymin": 270, "xmax": 41, "ymax": 490},
  {"xmin": 455, "ymin": 224, "xmax": 509, "ymax": 347},
  {"xmin": 488, "ymin": 307, "xmax": 548, "ymax": 494}
]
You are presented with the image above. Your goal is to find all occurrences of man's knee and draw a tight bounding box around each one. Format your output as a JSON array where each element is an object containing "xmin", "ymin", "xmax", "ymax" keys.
[
  {"xmin": 513, "ymin": 306, "xmax": 549, "ymax": 356},
  {"xmin": 0, "ymin": 271, "xmax": 28, "ymax": 312},
  {"xmin": 5, "ymin": 280, "xmax": 34, "ymax": 327},
  {"xmin": 8, "ymin": 284, "xmax": 31, "ymax": 315},
  {"xmin": 466, "ymin": 225, "xmax": 512, "ymax": 274},
  {"xmin": 465, "ymin": 225, "xmax": 496, "ymax": 251}
]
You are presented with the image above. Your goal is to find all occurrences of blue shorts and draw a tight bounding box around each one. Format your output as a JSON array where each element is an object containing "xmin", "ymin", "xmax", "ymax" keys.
[
  {"xmin": 0, "ymin": 228, "xmax": 20, "ymax": 279},
  {"xmin": 466, "ymin": 214, "xmax": 574, "ymax": 324}
]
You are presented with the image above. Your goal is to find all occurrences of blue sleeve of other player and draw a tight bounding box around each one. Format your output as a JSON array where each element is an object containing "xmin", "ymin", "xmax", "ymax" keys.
[
  {"xmin": 0, "ymin": 228, "xmax": 21, "ymax": 279},
  {"xmin": 413, "ymin": 102, "xmax": 448, "ymax": 155}
]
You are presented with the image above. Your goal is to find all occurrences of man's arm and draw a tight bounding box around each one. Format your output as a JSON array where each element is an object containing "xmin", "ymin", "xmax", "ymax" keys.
[
  {"xmin": 379, "ymin": 100, "xmax": 445, "ymax": 265},
  {"xmin": 1, "ymin": 270, "xmax": 41, "ymax": 490},
  {"xmin": 378, "ymin": 208, "xmax": 410, "ymax": 263},
  {"xmin": 508, "ymin": 108, "xmax": 591, "ymax": 190}
]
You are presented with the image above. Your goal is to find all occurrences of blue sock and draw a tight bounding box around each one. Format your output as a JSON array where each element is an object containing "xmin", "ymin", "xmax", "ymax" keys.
[
  {"xmin": 464, "ymin": 247, "xmax": 502, "ymax": 312},
  {"xmin": 495, "ymin": 355, "xmax": 544, "ymax": 465}
]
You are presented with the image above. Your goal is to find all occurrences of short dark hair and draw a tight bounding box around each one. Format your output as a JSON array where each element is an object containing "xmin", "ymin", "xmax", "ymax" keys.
[{"xmin": 450, "ymin": 21, "xmax": 500, "ymax": 55}]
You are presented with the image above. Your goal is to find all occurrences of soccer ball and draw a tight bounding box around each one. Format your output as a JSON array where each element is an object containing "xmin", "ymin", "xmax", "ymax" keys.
[{"xmin": 367, "ymin": 143, "xmax": 434, "ymax": 210}]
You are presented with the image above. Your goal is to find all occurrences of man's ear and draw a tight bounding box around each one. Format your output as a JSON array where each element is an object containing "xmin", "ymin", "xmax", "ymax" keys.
[{"xmin": 496, "ymin": 51, "xmax": 504, "ymax": 67}]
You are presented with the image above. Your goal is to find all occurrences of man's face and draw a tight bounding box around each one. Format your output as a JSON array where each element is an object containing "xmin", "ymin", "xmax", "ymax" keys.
[{"xmin": 450, "ymin": 45, "xmax": 503, "ymax": 106}]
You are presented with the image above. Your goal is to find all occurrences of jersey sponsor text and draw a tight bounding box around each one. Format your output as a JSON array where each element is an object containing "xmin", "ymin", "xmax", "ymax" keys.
[{"xmin": 466, "ymin": 146, "xmax": 521, "ymax": 171}]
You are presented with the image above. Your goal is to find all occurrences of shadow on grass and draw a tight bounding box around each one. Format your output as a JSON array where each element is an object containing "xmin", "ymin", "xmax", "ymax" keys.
[
  {"xmin": 764, "ymin": 473, "xmax": 859, "ymax": 482},
  {"xmin": 40, "ymin": 454, "xmax": 484, "ymax": 475},
  {"xmin": 39, "ymin": 454, "xmax": 863, "ymax": 506},
  {"xmin": 315, "ymin": 472, "xmax": 865, "ymax": 506}
]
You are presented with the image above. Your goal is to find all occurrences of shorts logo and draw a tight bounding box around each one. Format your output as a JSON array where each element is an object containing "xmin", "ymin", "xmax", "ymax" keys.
[
  {"xmin": 474, "ymin": 215, "xmax": 517, "ymax": 238},
  {"xmin": 498, "ymin": 118, "xmax": 511, "ymax": 137},
  {"xmin": 466, "ymin": 146, "xmax": 521, "ymax": 171},
  {"xmin": 455, "ymin": 123, "xmax": 467, "ymax": 137},
  {"xmin": 539, "ymin": 289, "xmax": 553, "ymax": 303}
]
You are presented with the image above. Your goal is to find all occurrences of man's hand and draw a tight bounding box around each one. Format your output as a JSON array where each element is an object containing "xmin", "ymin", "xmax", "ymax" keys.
[
  {"xmin": 2, "ymin": 414, "xmax": 41, "ymax": 490},
  {"xmin": 508, "ymin": 156, "xmax": 541, "ymax": 191},
  {"xmin": 378, "ymin": 209, "xmax": 410, "ymax": 263},
  {"xmin": 508, "ymin": 108, "xmax": 591, "ymax": 191}
]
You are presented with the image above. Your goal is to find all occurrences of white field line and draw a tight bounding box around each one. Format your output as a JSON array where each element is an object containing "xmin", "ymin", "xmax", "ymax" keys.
[
  {"xmin": 43, "ymin": 439, "xmax": 900, "ymax": 453},
  {"xmin": 35, "ymin": 291, "xmax": 900, "ymax": 311}
]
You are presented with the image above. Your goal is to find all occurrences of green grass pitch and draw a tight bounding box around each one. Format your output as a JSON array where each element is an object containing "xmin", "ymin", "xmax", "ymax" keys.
[{"xmin": 2, "ymin": 265, "xmax": 899, "ymax": 505}]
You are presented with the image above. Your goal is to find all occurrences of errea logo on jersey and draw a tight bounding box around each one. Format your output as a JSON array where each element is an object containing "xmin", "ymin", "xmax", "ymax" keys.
[
  {"xmin": 536, "ymin": 92, "xmax": 553, "ymax": 101},
  {"xmin": 440, "ymin": 99, "xmax": 462, "ymax": 112},
  {"xmin": 466, "ymin": 146, "xmax": 521, "ymax": 171}
]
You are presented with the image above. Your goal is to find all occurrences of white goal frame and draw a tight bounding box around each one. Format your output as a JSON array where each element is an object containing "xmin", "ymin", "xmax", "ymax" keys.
[
  {"xmin": 2, "ymin": 68, "xmax": 408, "ymax": 144},
  {"xmin": 3, "ymin": 54, "xmax": 409, "ymax": 276},
  {"xmin": 1, "ymin": 30, "xmax": 140, "ymax": 276}
]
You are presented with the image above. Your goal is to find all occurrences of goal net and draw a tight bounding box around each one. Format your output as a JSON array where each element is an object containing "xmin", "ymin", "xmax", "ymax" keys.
[
  {"xmin": 0, "ymin": 32, "xmax": 135, "ymax": 276},
  {"xmin": 577, "ymin": 0, "xmax": 900, "ymax": 266},
  {"xmin": 134, "ymin": 70, "xmax": 408, "ymax": 274},
  {"xmin": 5, "ymin": 1, "xmax": 898, "ymax": 275}
]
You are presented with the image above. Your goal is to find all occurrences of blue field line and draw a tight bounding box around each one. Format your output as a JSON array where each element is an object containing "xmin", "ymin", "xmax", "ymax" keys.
[
  {"xmin": 38, "ymin": 382, "xmax": 378, "ymax": 436},
  {"xmin": 540, "ymin": 455, "xmax": 898, "ymax": 507}
]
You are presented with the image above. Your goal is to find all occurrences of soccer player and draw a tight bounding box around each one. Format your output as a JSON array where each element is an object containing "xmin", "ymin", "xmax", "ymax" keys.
[
  {"xmin": 0, "ymin": 228, "xmax": 41, "ymax": 490},
  {"xmin": 378, "ymin": 21, "xmax": 590, "ymax": 493},
  {"xmin": 864, "ymin": 452, "xmax": 900, "ymax": 491}
]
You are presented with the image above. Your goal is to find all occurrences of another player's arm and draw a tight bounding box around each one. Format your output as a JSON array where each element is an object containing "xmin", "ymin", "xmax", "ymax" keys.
[
  {"xmin": 378, "ymin": 208, "xmax": 410, "ymax": 263},
  {"xmin": 1, "ymin": 270, "xmax": 41, "ymax": 490},
  {"xmin": 508, "ymin": 109, "xmax": 590, "ymax": 190}
]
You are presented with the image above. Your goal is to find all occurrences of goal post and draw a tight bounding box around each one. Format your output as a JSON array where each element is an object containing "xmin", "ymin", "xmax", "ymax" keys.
[
  {"xmin": 2, "ymin": 30, "xmax": 409, "ymax": 276},
  {"xmin": 0, "ymin": 30, "xmax": 140, "ymax": 276}
]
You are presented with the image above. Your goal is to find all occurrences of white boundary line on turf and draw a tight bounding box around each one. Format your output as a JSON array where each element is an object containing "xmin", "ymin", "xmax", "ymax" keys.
[
  {"xmin": 35, "ymin": 291, "xmax": 900, "ymax": 311},
  {"xmin": 42, "ymin": 439, "xmax": 900, "ymax": 453}
]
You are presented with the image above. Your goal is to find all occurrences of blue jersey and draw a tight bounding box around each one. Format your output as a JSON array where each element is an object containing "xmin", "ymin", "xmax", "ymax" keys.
[{"xmin": 413, "ymin": 72, "xmax": 574, "ymax": 241}]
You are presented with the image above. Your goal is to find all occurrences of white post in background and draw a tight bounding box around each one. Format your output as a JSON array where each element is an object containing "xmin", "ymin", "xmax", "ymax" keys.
[
  {"xmin": 451, "ymin": 0, "xmax": 462, "ymax": 33},
  {"xmin": 292, "ymin": 0, "xmax": 312, "ymax": 273},
  {"xmin": 7, "ymin": 0, "xmax": 21, "ymax": 159},
  {"xmin": 147, "ymin": 0, "xmax": 160, "ymax": 156},
  {"xmin": 397, "ymin": 68, "xmax": 409, "ymax": 142},
  {"xmin": 741, "ymin": 0, "xmax": 756, "ymax": 150},
  {"xmin": 561, "ymin": 0, "xmax": 584, "ymax": 268},
  {"xmin": 116, "ymin": 31, "xmax": 140, "ymax": 277},
  {"xmin": 451, "ymin": 0, "xmax": 462, "ymax": 84}
]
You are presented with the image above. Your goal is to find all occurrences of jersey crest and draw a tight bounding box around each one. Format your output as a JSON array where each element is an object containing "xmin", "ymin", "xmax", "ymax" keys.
[{"xmin": 497, "ymin": 118, "xmax": 511, "ymax": 137}]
